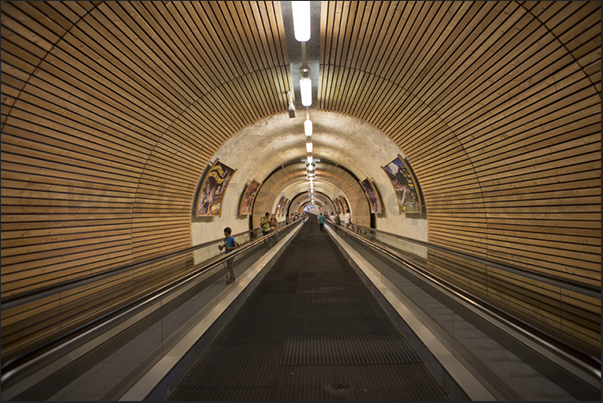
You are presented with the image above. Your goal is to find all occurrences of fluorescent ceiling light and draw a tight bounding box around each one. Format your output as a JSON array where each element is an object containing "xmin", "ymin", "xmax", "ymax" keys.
[
  {"xmin": 287, "ymin": 91, "xmax": 295, "ymax": 118},
  {"xmin": 304, "ymin": 119, "xmax": 312, "ymax": 136},
  {"xmin": 307, "ymin": 155, "xmax": 313, "ymax": 164},
  {"xmin": 300, "ymin": 77, "xmax": 312, "ymax": 107},
  {"xmin": 306, "ymin": 142, "xmax": 313, "ymax": 153},
  {"xmin": 308, "ymin": 164, "xmax": 314, "ymax": 171},
  {"xmin": 291, "ymin": 1, "xmax": 311, "ymax": 42}
]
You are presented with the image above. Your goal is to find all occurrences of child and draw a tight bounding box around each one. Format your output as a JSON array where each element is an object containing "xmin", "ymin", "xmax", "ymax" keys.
[{"xmin": 218, "ymin": 227, "xmax": 238, "ymax": 283}]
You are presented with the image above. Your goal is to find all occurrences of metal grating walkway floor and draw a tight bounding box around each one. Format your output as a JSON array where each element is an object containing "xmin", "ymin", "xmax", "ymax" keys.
[{"xmin": 168, "ymin": 222, "xmax": 452, "ymax": 401}]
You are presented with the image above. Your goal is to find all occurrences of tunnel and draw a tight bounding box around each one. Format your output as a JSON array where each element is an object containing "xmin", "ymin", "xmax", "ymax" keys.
[{"xmin": 0, "ymin": 1, "xmax": 600, "ymax": 401}]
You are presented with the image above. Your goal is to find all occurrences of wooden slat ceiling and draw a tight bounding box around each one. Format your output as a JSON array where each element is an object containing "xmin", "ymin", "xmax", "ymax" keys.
[
  {"xmin": 1, "ymin": 1, "xmax": 292, "ymax": 357},
  {"xmin": 0, "ymin": 1, "xmax": 600, "ymax": 354},
  {"xmin": 1, "ymin": 1, "xmax": 290, "ymax": 294},
  {"xmin": 318, "ymin": 0, "xmax": 600, "ymax": 348}
]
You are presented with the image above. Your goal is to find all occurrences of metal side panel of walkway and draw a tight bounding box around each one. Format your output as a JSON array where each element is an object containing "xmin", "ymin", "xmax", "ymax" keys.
[{"xmin": 167, "ymin": 222, "xmax": 452, "ymax": 401}]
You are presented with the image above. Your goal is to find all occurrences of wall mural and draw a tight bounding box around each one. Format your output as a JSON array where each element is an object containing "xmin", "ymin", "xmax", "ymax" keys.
[
  {"xmin": 239, "ymin": 179, "xmax": 262, "ymax": 215},
  {"xmin": 360, "ymin": 178, "xmax": 382, "ymax": 214},
  {"xmin": 382, "ymin": 156, "xmax": 422, "ymax": 214},
  {"xmin": 275, "ymin": 196, "xmax": 286, "ymax": 216},
  {"xmin": 283, "ymin": 198, "xmax": 292, "ymax": 216},
  {"xmin": 196, "ymin": 160, "xmax": 236, "ymax": 217}
]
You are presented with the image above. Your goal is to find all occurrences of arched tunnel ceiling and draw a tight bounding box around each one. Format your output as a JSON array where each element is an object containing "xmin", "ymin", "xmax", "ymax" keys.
[
  {"xmin": 1, "ymin": 0, "xmax": 600, "ymax": 286},
  {"xmin": 0, "ymin": 1, "xmax": 600, "ymax": 355},
  {"xmin": 252, "ymin": 162, "xmax": 370, "ymax": 228},
  {"xmin": 211, "ymin": 111, "xmax": 404, "ymax": 191}
]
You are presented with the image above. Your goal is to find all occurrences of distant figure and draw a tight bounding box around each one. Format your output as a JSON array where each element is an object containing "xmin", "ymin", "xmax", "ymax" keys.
[
  {"xmin": 218, "ymin": 227, "xmax": 238, "ymax": 283},
  {"xmin": 318, "ymin": 212, "xmax": 325, "ymax": 231},
  {"xmin": 345, "ymin": 209, "xmax": 351, "ymax": 230},
  {"xmin": 335, "ymin": 214, "xmax": 341, "ymax": 226},
  {"xmin": 270, "ymin": 213, "xmax": 279, "ymax": 243},
  {"xmin": 329, "ymin": 212, "xmax": 336, "ymax": 223},
  {"xmin": 269, "ymin": 214, "xmax": 279, "ymax": 232},
  {"xmin": 260, "ymin": 212, "xmax": 271, "ymax": 236},
  {"xmin": 260, "ymin": 212, "xmax": 271, "ymax": 246}
]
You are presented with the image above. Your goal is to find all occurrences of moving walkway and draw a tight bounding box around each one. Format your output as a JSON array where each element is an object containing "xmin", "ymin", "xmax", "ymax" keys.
[{"xmin": 1, "ymin": 216, "xmax": 599, "ymax": 401}]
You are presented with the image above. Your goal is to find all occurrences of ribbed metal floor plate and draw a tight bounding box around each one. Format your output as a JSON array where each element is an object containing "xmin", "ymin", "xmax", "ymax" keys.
[
  {"xmin": 168, "ymin": 223, "xmax": 451, "ymax": 401},
  {"xmin": 273, "ymin": 364, "xmax": 452, "ymax": 401},
  {"xmin": 170, "ymin": 387, "xmax": 275, "ymax": 401},
  {"xmin": 282, "ymin": 335, "xmax": 422, "ymax": 365},
  {"xmin": 179, "ymin": 340, "xmax": 282, "ymax": 388},
  {"xmin": 288, "ymin": 316, "xmax": 397, "ymax": 338}
]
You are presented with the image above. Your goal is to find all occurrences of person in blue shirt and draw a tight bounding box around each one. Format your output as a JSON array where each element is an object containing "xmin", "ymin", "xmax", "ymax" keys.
[
  {"xmin": 218, "ymin": 227, "xmax": 238, "ymax": 283},
  {"xmin": 318, "ymin": 213, "xmax": 325, "ymax": 231}
]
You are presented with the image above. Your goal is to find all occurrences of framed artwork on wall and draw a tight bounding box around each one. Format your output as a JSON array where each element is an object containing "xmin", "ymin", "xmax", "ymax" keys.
[
  {"xmin": 283, "ymin": 198, "xmax": 291, "ymax": 216},
  {"xmin": 196, "ymin": 160, "xmax": 236, "ymax": 217},
  {"xmin": 239, "ymin": 179, "xmax": 262, "ymax": 215},
  {"xmin": 360, "ymin": 178, "xmax": 382, "ymax": 214},
  {"xmin": 275, "ymin": 196, "xmax": 286, "ymax": 216},
  {"xmin": 280, "ymin": 198, "xmax": 289, "ymax": 216},
  {"xmin": 382, "ymin": 156, "xmax": 422, "ymax": 214}
]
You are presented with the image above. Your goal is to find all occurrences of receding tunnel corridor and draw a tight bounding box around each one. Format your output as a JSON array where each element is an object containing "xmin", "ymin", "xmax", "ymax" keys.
[
  {"xmin": 168, "ymin": 220, "xmax": 451, "ymax": 401},
  {"xmin": 0, "ymin": 1, "xmax": 600, "ymax": 400}
]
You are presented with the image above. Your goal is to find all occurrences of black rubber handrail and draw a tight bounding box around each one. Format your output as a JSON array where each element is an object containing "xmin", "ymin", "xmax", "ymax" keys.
[
  {"xmin": 1, "ymin": 221, "xmax": 289, "ymax": 310},
  {"xmin": 330, "ymin": 222, "xmax": 601, "ymax": 384},
  {"xmin": 340, "ymin": 221, "xmax": 600, "ymax": 299},
  {"xmin": 0, "ymin": 219, "xmax": 304, "ymax": 387}
]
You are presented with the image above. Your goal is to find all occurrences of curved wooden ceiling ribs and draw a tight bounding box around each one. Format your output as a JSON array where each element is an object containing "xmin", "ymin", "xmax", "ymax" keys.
[
  {"xmin": 318, "ymin": 1, "xmax": 600, "ymax": 275},
  {"xmin": 0, "ymin": 1, "xmax": 600, "ymax": 354},
  {"xmin": 1, "ymin": 1, "xmax": 292, "ymax": 295},
  {"xmin": 0, "ymin": 1, "xmax": 293, "ymax": 357}
]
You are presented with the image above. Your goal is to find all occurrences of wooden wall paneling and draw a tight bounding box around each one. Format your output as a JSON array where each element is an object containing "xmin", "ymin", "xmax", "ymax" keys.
[
  {"xmin": 135, "ymin": 3, "xmax": 206, "ymax": 100},
  {"xmin": 1, "ymin": 0, "xmax": 599, "ymax": 360},
  {"xmin": 1, "ymin": 2, "xmax": 62, "ymax": 46},
  {"xmin": 429, "ymin": 250, "xmax": 490, "ymax": 292},
  {"xmin": 317, "ymin": 1, "xmax": 327, "ymax": 107},
  {"xmin": 1, "ymin": 0, "xmax": 292, "ymax": 358},
  {"xmin": 87, "ymin": 19, "xmax": 198, "ymax": 115},
  {"xmin": 319, "ymin": 1, "xmax": 600, "ymax": 349}
]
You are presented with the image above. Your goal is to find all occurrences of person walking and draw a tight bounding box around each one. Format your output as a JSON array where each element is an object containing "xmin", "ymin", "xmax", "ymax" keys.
[
  {"xmin": 329, "ymin": 212, "xmax": 337, "ymax": 232},
  {"xmin": 318, "ymin": 212, "xmax": 325, "ymax": 232},
  {"xmin": 218, "ymin": 227, "xmax": 238, "ymax": 283},
  {"xmin": 260, "ymin": 212, "xmax": 271, "ymax": 246},
  {"xmin": 345, "ymin": 209, "xmax": 351, "ymax": 230},
  {"xmin": 344, "ymin": 209, "xmax": 352, "ymax": 237},
  {"xmin": 260, "ymin": 212, "xmax": 271, "ymax": 235},
  {"xmin": 270, "ymin": 213, "xmax": 279, "ymax": 244},
  {"xmin": 269, "ymin": 214, "xmax": 279, "ymax": 232}
]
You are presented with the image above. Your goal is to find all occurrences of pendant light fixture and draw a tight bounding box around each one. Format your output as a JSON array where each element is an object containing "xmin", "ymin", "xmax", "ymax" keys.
[
  {"xmin": 304, "ymin": 118, "xmax": 312, "ymax": 136},
  {"xmin": 300, "ymin": 66, "xmax": 312, "ymax": 107},
  {"xmin": 291, "ymin": 1, "xmax": 311, "ymax": 42}
]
